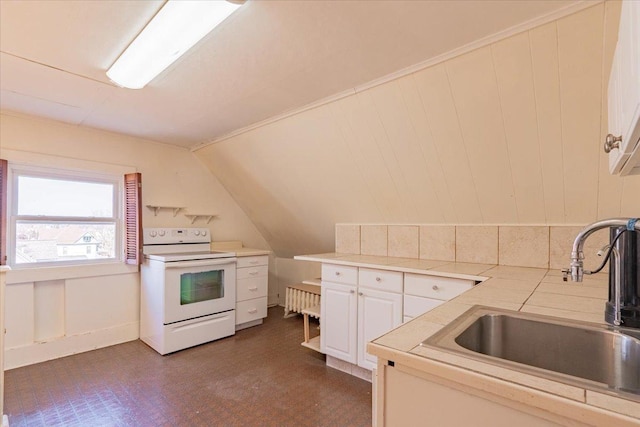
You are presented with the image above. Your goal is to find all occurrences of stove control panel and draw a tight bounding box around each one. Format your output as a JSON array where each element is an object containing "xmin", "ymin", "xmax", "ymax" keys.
[{"xmin": 143, "ymin": 228, "xmax": 210, "ymax": 244}]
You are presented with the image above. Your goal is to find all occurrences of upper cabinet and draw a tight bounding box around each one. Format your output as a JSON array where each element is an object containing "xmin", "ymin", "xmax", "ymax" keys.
[{"xmin": 607, "ymin": 0, "xmax": 640, "ymax": 175}]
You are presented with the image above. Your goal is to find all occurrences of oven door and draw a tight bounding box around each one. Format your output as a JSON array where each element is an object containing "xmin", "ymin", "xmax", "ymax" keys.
[{"xmin": 163, "ymin": 258, "xmax": 236, "ymax": 324}]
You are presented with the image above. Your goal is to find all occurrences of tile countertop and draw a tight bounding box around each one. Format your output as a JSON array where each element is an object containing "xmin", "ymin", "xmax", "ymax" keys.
[
  {"xmin": 294, "ymin": 253, "xmax": 495, "ymax": 281},
  {"xmin": 231, "ymin": 248, "xmax": 271, "ymax": 257},
  {"xmin": 210, "ymin": 241, "xmax": 270, "ymax": 257},
  {"xmin": 294, "ymin": 253, "xmax": 640, "ymax": 425}
]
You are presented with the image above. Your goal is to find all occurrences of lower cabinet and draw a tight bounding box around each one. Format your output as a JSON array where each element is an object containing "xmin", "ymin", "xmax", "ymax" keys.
[
  {"xmin": 320, "ymin": 264, "xmax": 475, "ymax": 373},
  {"xmin": 321, "ymin": 281, "xmax": 357, "ymax": 363},
  {"xmin": 403, "ymin": 294, "xmax": 444, "ymax": 323},
  {"xmin": 403, "ymin": 273, "xmax": 474, "ymax": 322},
  {"xmin": 320, "ymin": 268, "xmax": 403, "ymax": 371},
  {"xmin": 380, "ymin": 363, "xmax": 563, "ymax": 427},
  {"xmin": 235, "ymin": 255, "xmax": 269, "ymax": 330},
  {"xmin": 357, "ymin": 288, "xmax": 402, "ymax": 370}
]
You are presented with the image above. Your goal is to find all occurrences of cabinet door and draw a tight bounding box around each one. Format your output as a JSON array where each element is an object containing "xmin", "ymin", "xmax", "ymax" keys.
[
  {"xmin": 608, "ymin": 0, "xmax": 640, "ymax": 174},
  {"xmin": 321, "ymin": 281, "xmax": 357, "ymax": 364},
  {"xmin": 403, "ymin": 295, "xmax": 444, "ymax": 318},
  {"xmin": 358, "ymin": 288, "xmax": 402, "ymax": 370}
]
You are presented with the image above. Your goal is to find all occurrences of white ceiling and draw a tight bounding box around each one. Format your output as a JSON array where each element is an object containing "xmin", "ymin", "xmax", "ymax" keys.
[{"xmin": 0, "ymin": 0, "xmax": 589, "ymax": 149}]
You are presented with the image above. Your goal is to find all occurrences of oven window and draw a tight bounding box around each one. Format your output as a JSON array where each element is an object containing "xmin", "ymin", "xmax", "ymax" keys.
[{"xmin": 180, "ymin": 269, "xmax": 224, "ymax": 305}]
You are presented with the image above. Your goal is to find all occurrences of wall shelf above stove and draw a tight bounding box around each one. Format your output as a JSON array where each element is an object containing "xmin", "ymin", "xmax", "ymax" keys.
[
  {"xmin": 146, "ymin": 205, "xmax": 184, "ymax": 217},
  {"xmin": 184, "ymin": 214, "xmax": 218, "ymax": 224}
]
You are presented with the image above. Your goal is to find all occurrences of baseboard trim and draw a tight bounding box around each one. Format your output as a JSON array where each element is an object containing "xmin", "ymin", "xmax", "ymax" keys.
[{"xmin": 4, "ymin": 322, "xmax": 139, "ymax": 370}]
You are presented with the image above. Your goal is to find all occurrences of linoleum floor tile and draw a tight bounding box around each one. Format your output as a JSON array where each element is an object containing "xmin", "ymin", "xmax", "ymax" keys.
[{"xmin": 5, "ymin": 307, "xmax": 371, "ymax": 426}]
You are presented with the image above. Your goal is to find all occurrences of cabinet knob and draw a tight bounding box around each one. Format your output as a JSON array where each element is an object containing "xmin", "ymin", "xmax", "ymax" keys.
[
  {"xmin": 604, "ymin": 133, "xmax": 622, "ymax": 153},
  {"xmin": 335, "ymin": 271, "xmax": 341, "ymax": 276},
  {"xmin": 358, "ymin": 292, "xmax": 364, "ymax": 296},
  {"xmin": 375, "ymin": 277, "xmax": 382, "ymax": 282},
  {"xmin": 432, "ymin": 285, "xmax": 439, "ymax": 291},
  {"xmin": 350, "ymin": 289, "xmax": 355, "ymax": 294}
]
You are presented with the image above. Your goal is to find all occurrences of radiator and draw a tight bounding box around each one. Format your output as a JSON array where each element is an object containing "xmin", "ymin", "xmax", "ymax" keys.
[{"xmin": 284, "ymin": 283, "xmax": 321, "ymax": 317}]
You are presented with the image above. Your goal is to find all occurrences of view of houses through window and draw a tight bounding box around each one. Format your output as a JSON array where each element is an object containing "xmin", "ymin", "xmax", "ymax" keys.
[
  {"xmin": 16, "ymin": 223, "xmax": 116, "ymax": 264},
  {"xmin": 12, "ymin": 169, "xmax": 120, "ymax": 266}
]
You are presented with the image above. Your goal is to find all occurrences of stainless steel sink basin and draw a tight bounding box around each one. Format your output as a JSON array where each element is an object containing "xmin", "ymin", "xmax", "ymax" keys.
[{"xmin": 421, "ymin": 306, "xmax": 640, "ymax": 398}]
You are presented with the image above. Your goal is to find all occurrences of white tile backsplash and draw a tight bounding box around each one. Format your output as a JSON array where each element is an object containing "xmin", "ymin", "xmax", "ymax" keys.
[{"xmin": 335, "ymin": 223, "xmax": 612, "ymax": 271}]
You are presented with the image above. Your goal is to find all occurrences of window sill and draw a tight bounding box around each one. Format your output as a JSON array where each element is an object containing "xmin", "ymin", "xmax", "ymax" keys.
[{"xmin": 5, "ymin": 262, "xmax": 138, "ymax": 285}]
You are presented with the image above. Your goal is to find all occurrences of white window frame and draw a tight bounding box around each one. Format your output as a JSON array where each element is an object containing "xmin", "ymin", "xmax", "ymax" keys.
[{"xmin": 8, "ymin": 164, "xmax": 123, "ymax": 268}]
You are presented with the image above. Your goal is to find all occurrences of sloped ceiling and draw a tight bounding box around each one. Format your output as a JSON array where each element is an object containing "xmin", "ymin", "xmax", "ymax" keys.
[
  {"xmin": 1, "ymin": 0, "xmax": 589, "ymax": 147},
  {"xmin": 194, "ymin": 2, "xmax": 640, "ymax": 258}
]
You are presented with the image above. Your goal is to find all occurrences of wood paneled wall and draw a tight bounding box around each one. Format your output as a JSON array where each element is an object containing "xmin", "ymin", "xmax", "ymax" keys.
[{"xmin": 195, "ymin": 3, "xmax": 640, "ymax": 258}]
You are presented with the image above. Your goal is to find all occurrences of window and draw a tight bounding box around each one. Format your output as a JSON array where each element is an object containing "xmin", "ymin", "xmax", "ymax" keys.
[
  {"xmin": 0, "ymin": 161, "xmax": 141, "ymax": 268},
  {"xmin": 10, "ymin": 167, "xmax": 119, "ymax": 267},
  {"xmin": 0, "ymin": 161, "xmax": 143, "ymax": 269}
]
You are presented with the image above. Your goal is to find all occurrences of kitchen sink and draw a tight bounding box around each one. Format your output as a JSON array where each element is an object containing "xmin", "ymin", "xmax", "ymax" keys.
[{"xmin": 421, "ymin": 306, "xmax": 640, "ymax": 397}]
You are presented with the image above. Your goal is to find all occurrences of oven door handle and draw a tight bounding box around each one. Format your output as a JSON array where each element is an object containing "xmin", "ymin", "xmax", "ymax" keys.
[{"xmin": 164, "ymin": 258, "xmax": 237, "ymax": 269}]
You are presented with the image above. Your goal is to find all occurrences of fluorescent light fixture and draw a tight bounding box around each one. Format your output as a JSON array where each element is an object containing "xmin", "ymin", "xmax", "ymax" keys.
[{"xmin": 107, "ymin": 0, "xmax": 242, "ymax": 89}]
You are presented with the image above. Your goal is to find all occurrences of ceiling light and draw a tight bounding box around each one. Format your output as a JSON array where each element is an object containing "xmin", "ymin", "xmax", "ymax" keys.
[{"xmin": 107, "ymin": 0, "xmax": 243, "ymax": 89}]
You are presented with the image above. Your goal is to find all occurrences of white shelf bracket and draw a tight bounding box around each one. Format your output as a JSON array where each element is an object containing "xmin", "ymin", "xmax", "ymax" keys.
[
  {"xmin": 146, "ymin": 205, "xmax": 184, "ymax": 217},
  {"xmin": 185, "ymin": 214, "xmax": 217, "ymax": 224}
]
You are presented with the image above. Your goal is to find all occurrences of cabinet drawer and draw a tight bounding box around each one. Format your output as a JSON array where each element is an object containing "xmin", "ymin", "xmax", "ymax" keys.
[
  {"xmin": 237, "ymin": 255, "xmax": 268, "ymax": 268},
  {"xmin": 403, "ymin": 295, "xmax": 444, "ymax": 318},
  {"xmin": 322, "ymin": 264, "xmax": 358, "ymax": 285},
  {"xmin": 236, "ymin": 297, "xmax": 268, "ymax": 324},
  {"xmin": 237, "ymin": 276, "xmax": 268, "ymax": 301},
  {"xmin": 237, "ymin": 265, "xmax": 268, "ymax": 280},
  {"xmin": 404, "ymin": 274, "xmax": 474, "ymax": 301},
  {"xmin": 359, "ymin": 268, "xmax": 403, "ymax": 293}
]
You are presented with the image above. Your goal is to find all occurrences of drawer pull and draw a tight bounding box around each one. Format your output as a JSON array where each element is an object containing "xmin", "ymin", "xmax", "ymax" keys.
[
  {"xmin": 350, "ymin": 289, "xmax": 355, "ymax": 294},
  {"xmin": 249, "ymin": 260, "xmax": 259, "ymax": 264},
  {"xmin": 249, "ymin": 271, "xmax": 259, "ymax": 276},
  {"xmin": 249, "ymin": 286, "xmax": 258, "ymax": 291},
  {"xmin": 248, "ymin": 308, "xmax": 258, "ymax": 314},
  {"xmin": 375, "ymin": 277, "xmax": 382, "ymax": 282},
  {"xmin": 358, "ymin": 292, "xmax": 363, "ymax": 296},
  {"xmin": 432, "ymin": 285, "xmax": 439, "ymax": 291},
  {"xmin": 335, "ymin": 271, "xmax": 341, "ymax": 276}
]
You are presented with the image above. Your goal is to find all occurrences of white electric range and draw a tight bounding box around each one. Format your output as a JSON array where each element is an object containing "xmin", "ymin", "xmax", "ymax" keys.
[{"xmin": 140, "ymin": 228, "xmax": 237, "ymax": 355}]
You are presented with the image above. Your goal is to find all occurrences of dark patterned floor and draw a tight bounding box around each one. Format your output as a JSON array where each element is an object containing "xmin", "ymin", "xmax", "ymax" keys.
[{"xmin": 4, "ymin": 307, "xmax": 372, "ymax": 426}]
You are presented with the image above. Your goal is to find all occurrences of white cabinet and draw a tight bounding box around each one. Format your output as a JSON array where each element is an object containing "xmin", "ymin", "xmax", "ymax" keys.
[
  {"xmin": 607, "ymin": 0, "xmax": 640, "ymax": 175},
  {"xmin": 321, "ymin": 280, "xmax": 357, "ymax": 363},
  {"xmin": 358, "ymin": 268, "xmax": 403, "ymax": 370},
  {"xmin": 235, "ymin": 255, "xmax": 268, "ymax": 330},
  {"xmin": 403, "ymin": 274, "xmax": 474, "ymax": 322},
  {"xmin": 358, "ymin": 288, "xmax": 402, "ymax": 370},
  {"xmin": 321, "ymin": 264, "xmax": 475, "ymax": 372},
  {"xmin": 403, "ymin": 295, "xmax": 444, "ymax": 323},
  {"xmin": 321, "ymin": 265, "xmax": 403, "ymax": 370}
]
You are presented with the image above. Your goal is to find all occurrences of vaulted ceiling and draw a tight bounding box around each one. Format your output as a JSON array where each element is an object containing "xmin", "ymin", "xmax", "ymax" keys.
[
  {"xmin": 193, "ymin": 2, "xmax": 640, "ymax": 257},
  {"xmin": 1, "ymin": 0, "xmax": 589, "ymax": 148}
]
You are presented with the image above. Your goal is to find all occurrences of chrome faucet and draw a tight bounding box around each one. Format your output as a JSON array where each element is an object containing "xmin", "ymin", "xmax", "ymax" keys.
[{"xmin": 563, "ymin": 218, "xmax": 639, "ymax": 326}]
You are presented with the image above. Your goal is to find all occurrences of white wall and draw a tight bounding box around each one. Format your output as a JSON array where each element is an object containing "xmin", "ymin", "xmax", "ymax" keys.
[
  {"xmin": 275, "ymin": 258, "xmax": 321, "ymax": 308},
  {"xmin": 0, "ymin": 111, "xmax": 273, "ymax": 368},
  {"xmin": 194, "ymin": 2, "xmax": 640, "ymax": 259}
]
